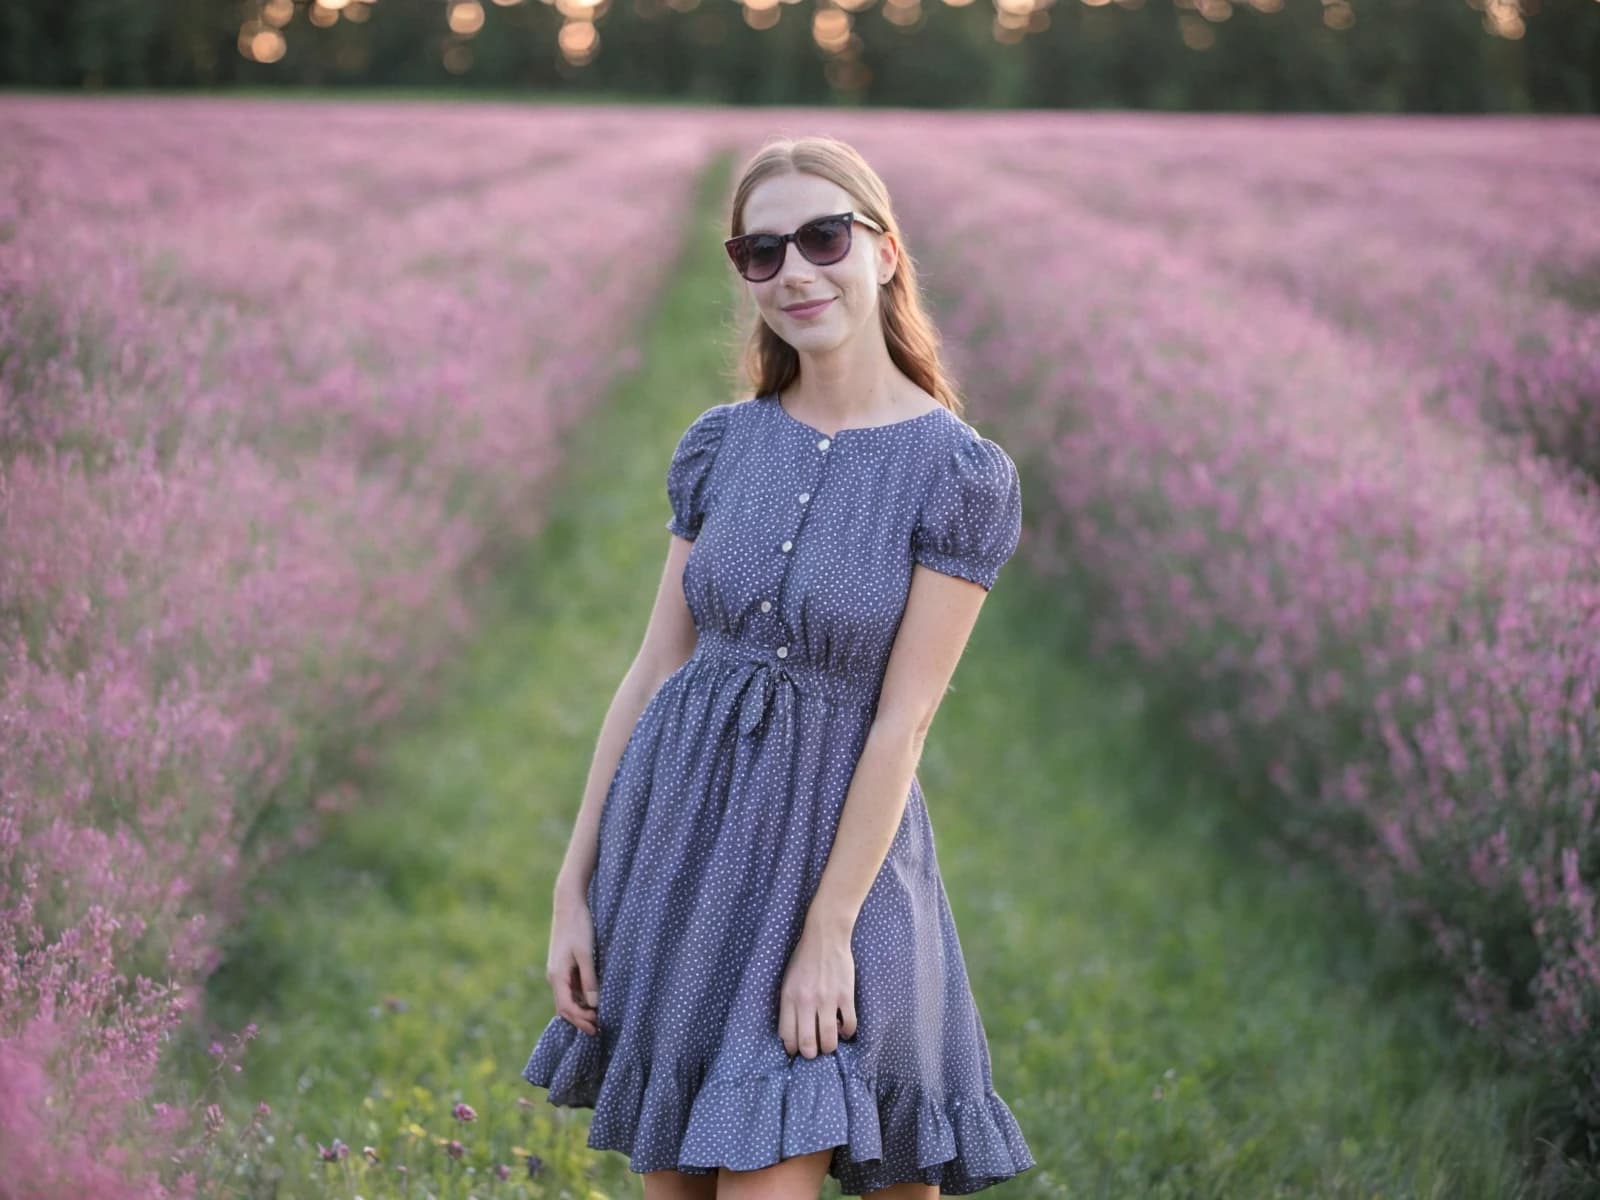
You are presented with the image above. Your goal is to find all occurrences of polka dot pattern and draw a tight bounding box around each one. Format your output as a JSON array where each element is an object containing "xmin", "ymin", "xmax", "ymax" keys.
[{"xmin": 521, "ymin": 392, "xmax": 1034, "ymax": 1194}]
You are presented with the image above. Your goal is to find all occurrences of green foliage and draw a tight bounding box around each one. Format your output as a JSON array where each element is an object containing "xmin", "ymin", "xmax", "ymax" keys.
[{"xmin": 2, "ymin": 0, "xmax": 1596, "ymax": 112}]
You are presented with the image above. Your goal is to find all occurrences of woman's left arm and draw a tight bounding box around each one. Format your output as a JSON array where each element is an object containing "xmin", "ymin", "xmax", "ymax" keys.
[{"xmin": 777, "ymin": 563, "xmax": 995, "ymax": 1060}]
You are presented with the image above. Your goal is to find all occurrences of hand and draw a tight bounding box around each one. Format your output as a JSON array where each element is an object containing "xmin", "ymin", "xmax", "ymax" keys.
[
  {"xmin": 546, "ymin": 890, "xmax": 600, "ymax": 1036},
  {"xmin": 778, "ymin": 921, "xmax": 858, "ymax": 1058}
]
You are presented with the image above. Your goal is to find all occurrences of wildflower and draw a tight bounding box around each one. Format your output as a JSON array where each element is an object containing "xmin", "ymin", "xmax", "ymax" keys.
[
  {"xmin": 257, "ymin": 1101, "xmax": 271, "ymax": 1117},
  {"xmin": 495, "ymin": 1164, "xmax": 511, "ymax": 1181},
  {"xmin": 446, "ymin": 1139, "xmax": 465, "ymax": 1160},
  {"xmin": 317, "ymin": 1138, "xmax": 350, "ymax": 1161},
  {"xmin": 526, "ymin": 1152, "xmax": 545, "ymax": 1178},
  {"xmin": 363, "ymin": 1145, "xmax": 381, "ymax": 1164},
  {"xmin": 453, "ymin": 1101, "xmax": 477, "ymax": 1122}
]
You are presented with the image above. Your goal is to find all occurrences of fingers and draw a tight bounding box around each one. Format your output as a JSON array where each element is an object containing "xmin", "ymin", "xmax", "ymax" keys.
[
  {"xmin": 795, "ymin": 998, "xmax": 821, "ymax": 1059},
  {"xmin": 780, "ymin": 991, "xmax": 816, "ymax": 1058},
  {"xmin": 577, "ymin": 947, "xmax": 601, "ymax": 1012},
  {"xmin": 818, "ymin": 1007, "xmax": 838, "ymax": 1055},
  {"xmin": 798, "ymin": 1012, "xmax": 819, "ymax": 1059},
  {"xmin": 838, "ymin": 1001, "xmax": 858, "ymax": 1040},
  {"xmin": 548, "ymin": 954, "xmax": 599, "ymax": 1035},
  {"xmin": 781, "ymin": 990, "xmax": 857, "ymax": 1058}
]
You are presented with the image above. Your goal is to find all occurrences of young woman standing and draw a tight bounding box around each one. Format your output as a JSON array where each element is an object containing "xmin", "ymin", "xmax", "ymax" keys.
[{"xmin": 523, "ymin": 134, "xmax": 1035, "ymax": 1200}]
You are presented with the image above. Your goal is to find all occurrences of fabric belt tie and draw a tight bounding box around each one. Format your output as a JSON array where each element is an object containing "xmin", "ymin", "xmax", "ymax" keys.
[{"xmin": 733, "ymin": 658, "xmax": 796, "ymax": 740}]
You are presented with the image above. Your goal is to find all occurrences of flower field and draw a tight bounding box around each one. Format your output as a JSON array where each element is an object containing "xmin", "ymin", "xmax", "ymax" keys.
[
  {"xmin": 843, "ymin": 110, "xmax": 1600, "ymax": 1159},
  {"xmin": 0, "ymin": 97, "xmax": 721, "ymax": 1197},
  {"xmin": 3, "ymin": 99, "xmax": 1599, "ymax": 1194}
]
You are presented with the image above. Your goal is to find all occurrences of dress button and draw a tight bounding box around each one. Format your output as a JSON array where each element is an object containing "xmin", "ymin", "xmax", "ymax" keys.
[
  {"xmin": 781, "ymin": 539, "xmax": 793, "ymax": 552},
  {"xmin": 776, "ymin": 645, "xmax": 788, "ymax": 659},
  {"xmin": 798, "ymin": 492, "xmax": 810, "ymax": 504},
  {"xmin": 817, "ymin": 437, "xmax": 830, "ymax": 452},
  {"xmin": 760, "ymin": 600, "xmax": 772, "ymax": 612}
]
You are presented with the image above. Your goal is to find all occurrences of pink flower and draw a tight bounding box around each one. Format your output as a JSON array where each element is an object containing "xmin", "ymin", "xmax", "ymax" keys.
[
  {"xmin": 452, "ymin": 1101, "xmax": 477, "ymax": 1122},
  {"xmin": 317, "ymin": 1138, "xmax": 349, "ymax": 1161}
]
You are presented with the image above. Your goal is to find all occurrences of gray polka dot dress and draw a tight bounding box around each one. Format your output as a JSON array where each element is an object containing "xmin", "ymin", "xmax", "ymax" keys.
[{"xmin": 522, "ymin": 391, "xmax": 1035, "ymax": 1194}]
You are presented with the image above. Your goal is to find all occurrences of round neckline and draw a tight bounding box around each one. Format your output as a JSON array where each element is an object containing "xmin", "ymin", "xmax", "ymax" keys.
[{"xmin": 767, "ymin": 393, "xmax": 951, "ymax": 439}]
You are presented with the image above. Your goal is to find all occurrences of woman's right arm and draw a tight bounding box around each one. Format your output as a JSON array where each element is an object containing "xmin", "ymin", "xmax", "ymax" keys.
[{"xmin": 554, "ymin": 532, "xmax": 699, "ymax": 905}]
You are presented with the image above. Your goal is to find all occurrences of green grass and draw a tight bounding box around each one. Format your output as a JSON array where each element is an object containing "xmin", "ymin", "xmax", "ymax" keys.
[
  {"xmin": 175, "ymin": 154, "xmax": 1538, "ymax": 1198},
  {"xmin": 0, "ymin": 84, "xmax": 720, "ymax": 107}
]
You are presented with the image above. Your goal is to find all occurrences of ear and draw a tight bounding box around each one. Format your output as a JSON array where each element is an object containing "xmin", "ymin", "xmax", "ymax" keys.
[{"xmin": 879, "ymin": 233, "xmax": 898, "ymax": 286}]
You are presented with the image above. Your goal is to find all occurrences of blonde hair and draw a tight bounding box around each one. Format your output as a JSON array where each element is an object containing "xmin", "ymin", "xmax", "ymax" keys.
[{"xmin": 722, "ymin": 135, "xmax": 966, "ymax": 421}]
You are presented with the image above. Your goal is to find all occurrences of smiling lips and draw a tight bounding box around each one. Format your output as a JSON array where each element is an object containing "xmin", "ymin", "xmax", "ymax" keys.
[{"xmin": 783, "ymin": 298, "xmax": 834, "ymax": 318}]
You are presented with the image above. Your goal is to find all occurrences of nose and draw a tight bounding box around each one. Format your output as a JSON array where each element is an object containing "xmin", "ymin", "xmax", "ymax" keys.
[{"xmin": 775, "ymin": 241, "xmax": 813, "ymax": 284}]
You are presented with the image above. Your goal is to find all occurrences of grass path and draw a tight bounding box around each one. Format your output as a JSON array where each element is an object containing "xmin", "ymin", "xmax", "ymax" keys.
[{"xmin": 191, "ymin": 156, "xmax": 1538, "ymax": 1199}]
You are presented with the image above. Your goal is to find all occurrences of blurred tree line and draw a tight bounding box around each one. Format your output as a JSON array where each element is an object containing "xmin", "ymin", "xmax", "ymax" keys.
[{"xmin": 0, "ymin": 0, "xmax": 1595, "ymax": 111}]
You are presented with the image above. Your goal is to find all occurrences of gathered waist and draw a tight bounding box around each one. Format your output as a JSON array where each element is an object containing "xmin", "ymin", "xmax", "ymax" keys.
[{"xmin": 688, "ymin": 630, "xmax": 879, "ymax": 739}]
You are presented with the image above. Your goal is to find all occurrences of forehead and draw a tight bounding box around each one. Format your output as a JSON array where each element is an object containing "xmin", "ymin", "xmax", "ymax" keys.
[{"xmin": 743, "ymin": 172, "xmax": 854, "ymax": 234}]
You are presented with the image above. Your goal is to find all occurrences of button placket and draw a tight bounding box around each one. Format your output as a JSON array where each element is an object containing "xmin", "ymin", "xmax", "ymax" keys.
[{"xmin": 766, "ymin": 431, "xmax": 835, "ymax": 664}]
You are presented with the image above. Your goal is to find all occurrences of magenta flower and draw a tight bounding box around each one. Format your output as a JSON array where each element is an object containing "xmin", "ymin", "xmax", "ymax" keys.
[
  {"xmin": 0, "ymin": 100, "xmax": 710, "ymax": 1200},
  {"xmin": 858, "ymin": 120, "xmax": 1600, "ymax": 1144},
  {"xmin": 452, "ymin": 1101, "xmax": 477, "ymax": 1122},
  {"xmin": 445, "ymin": 1138, "xmax": 465, "ymax": 1160},
  {"xmin": 317, "ymin": 1138, "xmax": 350, "ymax": 1162}
]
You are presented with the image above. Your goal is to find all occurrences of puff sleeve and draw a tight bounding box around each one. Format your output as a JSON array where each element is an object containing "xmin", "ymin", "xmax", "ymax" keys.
[
  {"xmin": 664, "ymin": 402, "xmax": 732, "ymax": 541},
  {"xmin": 912, "ymin": 432, "xmax": 1023, "ymax": 591}
]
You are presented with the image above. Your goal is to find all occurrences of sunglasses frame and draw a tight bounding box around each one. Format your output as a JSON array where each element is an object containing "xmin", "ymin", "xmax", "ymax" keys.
[{"xmin": 724, "ymin": 211, "xmax": 887, "ymax": 283}]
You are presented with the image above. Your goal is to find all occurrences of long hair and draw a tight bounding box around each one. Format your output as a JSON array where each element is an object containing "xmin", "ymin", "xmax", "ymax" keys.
[{"xmin": 722, "ymin": 135, "xmax": 966, "ymax": 421}]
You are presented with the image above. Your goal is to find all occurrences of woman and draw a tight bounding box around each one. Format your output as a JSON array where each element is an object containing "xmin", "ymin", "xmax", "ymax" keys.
[{"xmin": 522, "ymin": 134, "xmax": 1035, "ymax": 1199}]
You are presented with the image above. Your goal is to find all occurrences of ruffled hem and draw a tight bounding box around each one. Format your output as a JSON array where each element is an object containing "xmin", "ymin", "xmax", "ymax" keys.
[{"xmin": 521, "ymin": 1017, "xmax": 1036, "ymax": 1194}]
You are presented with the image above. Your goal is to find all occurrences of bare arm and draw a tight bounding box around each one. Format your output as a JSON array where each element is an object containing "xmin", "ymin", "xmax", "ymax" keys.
[
  {"xmin": 806, "ymin": 562, "xmax": 990, "ymax": 932},
  {"xmin": 778, "ymin": 562, "xmax": 994, "ymax": 1057},
  {"xmin": 553, "ymin": 532, "xmax": 700, "ymax": 907}
]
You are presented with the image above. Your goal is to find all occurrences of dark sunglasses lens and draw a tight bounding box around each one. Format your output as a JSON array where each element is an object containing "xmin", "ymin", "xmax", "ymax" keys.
[
  {"xmin": 737, "ymin": 235, "xmax": 784, "ymax": 280},
  {"xmin": 797, "ymin": 218, "xmax": 851, "ymax": 264}
]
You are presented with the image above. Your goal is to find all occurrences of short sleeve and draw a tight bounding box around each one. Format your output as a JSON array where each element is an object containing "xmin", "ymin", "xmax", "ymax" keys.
[
  {"xmin": 912, "ymin": 432, "xmax": 1023, "ymax": 591},
  {"xmin": 664, "ymin": 403, "xmax": 732, "ymax": 541}
]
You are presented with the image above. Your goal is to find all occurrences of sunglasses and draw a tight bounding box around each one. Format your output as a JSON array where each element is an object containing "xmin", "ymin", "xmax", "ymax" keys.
[{"xmin": 724, "ymin": 211, "xmax": 887, "ymax": 283}]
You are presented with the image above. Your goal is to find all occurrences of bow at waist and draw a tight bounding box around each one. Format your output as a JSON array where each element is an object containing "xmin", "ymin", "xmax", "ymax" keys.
[
  {"xmin": 688, "ymin": 634, "xmax": 879, "ymax": 742},
  {"xmin": 733, "ymin": 658, "xmax": 795, "ymax": 738}
]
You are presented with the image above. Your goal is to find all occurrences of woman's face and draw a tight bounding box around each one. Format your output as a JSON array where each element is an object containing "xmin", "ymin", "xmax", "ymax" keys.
[{"xmin": 738, "ymin": 172, "xmax": 896, "ymax": 355}]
